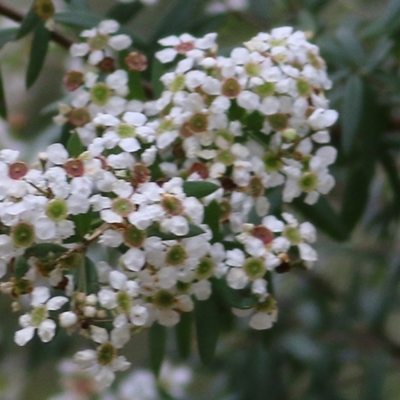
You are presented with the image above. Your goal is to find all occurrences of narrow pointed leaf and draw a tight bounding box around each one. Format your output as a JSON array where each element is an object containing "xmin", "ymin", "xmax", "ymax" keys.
[
  {"xmin": 71, "ymin": 209, "xmax": 93, "ymax": 240},
  {"xmin": 17, "ymin": 7, "xmax": 40, "ymax": 39},
  {"xmin": 24, "ymin": 243, "xmax": 67, "ymax": 260},
  {"xmin": 0, "ymin": 28, "xmax": 18, "ymax": 48},
  {"xmin": 335, "ymin": 27, "xmax": 365, "ymax": 66},
  {"xmin": 194, "ymin": 294, "xmax": 220, "ymax": 365},
  {"xmin": 147, "ymin": 223, "xmax": 205, "ymax": 240},
  {"xmin": 83, "ymin": 256, "xmax": 100, "ymax": 295},
  {"xmin": 175, "ymin": 311, "xmax": 193, "ymax": 360},
  {"xmin": 341, "ymin": 75, "xmax": 363, "ymax": 155},
  {"xmin": 182, "ymin": 181, "xmax": 219, "ymax": 198},
  {"xmin": 15, "ymin": 257, "xmax": 30, "ymax": 280},
  {"xmin": 65, "ymin": 0, "xmax": 88, "ymax": 11},
  {"xmin": 378, "ymin": 147, "xmax": 400, "ymax": 214},
  {"xmin": 151, "ymin": 57, "xmax": 166, "ymax": 99},
  {"xmin": 203, "ymin": 200, "xmax": 222, "ymax": 243},
  {"xmin": 149, "ymin": 323, "xmax": 167, "ymax": 376},
  {"xmin": 66, "ymin": 132, "xmax": 83, "ymax": 157},
  {"xmin": 53, "ymin": 11, "xmax": 104, "ymax": 29},
  {"xmin": 26, "ymin": 22, "xmax": 50, "ymax": 88},
  {"xmin": 0, "ymin": 67, "xmax": 7, "ymax": 119}
]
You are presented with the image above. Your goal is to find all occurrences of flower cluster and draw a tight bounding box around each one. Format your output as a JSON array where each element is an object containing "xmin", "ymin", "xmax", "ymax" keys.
[{"xmin": 0, "ymin": 20, "xmax": 338, "ymax": 387}]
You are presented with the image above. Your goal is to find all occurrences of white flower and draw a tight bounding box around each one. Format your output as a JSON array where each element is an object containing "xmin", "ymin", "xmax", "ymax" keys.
[{"xmin": 14, "ymin": 286, "xmax": 68, "ymax": 346}]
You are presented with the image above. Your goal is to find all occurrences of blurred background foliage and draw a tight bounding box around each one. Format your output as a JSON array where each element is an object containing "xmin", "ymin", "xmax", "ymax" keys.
[{"xmin": 1, "ymin": 0, "xmax": 400, "ymax": 399}]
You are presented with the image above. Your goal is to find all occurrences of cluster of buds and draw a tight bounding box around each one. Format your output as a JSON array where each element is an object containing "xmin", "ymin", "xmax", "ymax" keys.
[{"xmin": 0, "ymin": 19, "xmax": 338, "ymax": 388}]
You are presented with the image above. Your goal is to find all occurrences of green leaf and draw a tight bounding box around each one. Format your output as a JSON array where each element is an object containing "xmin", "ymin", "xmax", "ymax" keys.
[
  {"xmin": 65, "ymin": 0, "xmax": 88, "ymax": 11},
  {"xmin": 378, "ymin": 147, "xmax": 400, "ymax": 214},
  {"xmin": 24, "ymin": 243, "xmax": 68, "ymax": 260},
  {"xmin": 66, "ymin": 132, "xmax": 83, "ymax": 157},
  {"xmin": 147, "ymin": 223, "xmax": 205, "ymax": 241},
  {"xmin": 203, "ymin": 200, "xmax": 222, "ymax": 243},
  {"xmin": 335, "ymin": 27, "xmax": 365, "ymax": 66},
  {"xmin": 149, "ymin": 323, "xmax": 167, "ymax": 376},
  {"xmin": 175, "ymin": 311, "xmax": 193, "ymax": 360},
  {"xmin": 26, "ymin": 22, "xmax": 50, "ymax": 88},
  {"xmin": 53, "ymin": 11, "xmax": 104, "ymax": 29},
  {"xmin": 151, "ymin": 57, "xmax": 166, "ymax": 99},
  {"xmin": 194, "ymin": 294, "xmax": 220, "ymax": 365},
  {"xmin": 17, "ymin": 7, "xmax": 40, "ymax": 39},
  {"xmin": 73, "ymin": 256, "xmax": 100, "ymax": 295},
  {"xmin": 0, "ymin": 67, "xmax": 7, "ymax": 119},
  {"xmin": 369, "ymin": 260, "xmax": 400, "ymax": 330},
  {"xmin": 151, "ymin": 0, "xmax": 203, "ymax": 42},
  {"xmin": 213, "ymin": 278, "xmax": 256, "ymax": 309},
  {"xmin": 83, "ymin": 256, "xmax": 99, "ymax": 295},
  {"xmin": 0, "ymin": 28, "xmax": 18, "ymax": 48},
  {"xmin": 341, "ymin": 86, "xmax": 385, "ymax": 232},
  {"xmin": 293, "ymin": 197, "xmax": 349, "ymax": 241},
  {"xmin": 106, "ymin": 2, "xmax": 143, "ymax": 24},
  {"xmin": 71, "ymin": 210, "xmax": 93, "ymax": 240},
  {"xmin": 341, "ymin": 75, "xmax": 363, "ymax": 155},
  {"xmin": 365, "ymin": 39, "xmax": 393, "ymax": 73},
  {"xmin": 182, "ymin": 181, "xmax": 219, "ymax": 198},
  {"xmin": 15, "ymin": 257, "xmax": 30, "ymax": 280}
]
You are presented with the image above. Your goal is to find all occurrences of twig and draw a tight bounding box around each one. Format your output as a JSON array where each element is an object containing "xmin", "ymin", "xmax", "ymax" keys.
[{"xmin": 0, "ymin": 2, "xmax": 73, "ymax": 49}]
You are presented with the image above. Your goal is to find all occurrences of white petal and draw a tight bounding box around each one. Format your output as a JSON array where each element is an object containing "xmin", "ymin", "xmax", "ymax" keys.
[
  {"xmin": 14, "ymin": 326, "xmax": 35, "ymax": 346},
  {"xmin": 31, "ymin": 286, "xmax": 50, "ymax": 307},
  {"xmin": 47, "ymin": 296, "xmax": 68, "ymax": 311},
  {"xmin": 38, "ymin": 319, "xmax": 56, "ymax": 342}
]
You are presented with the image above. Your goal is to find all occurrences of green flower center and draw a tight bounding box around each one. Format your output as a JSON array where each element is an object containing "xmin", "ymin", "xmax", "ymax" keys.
[
  {"xmin": 284, "ymin": 226, "xmax": 302, "ymax": 245},
  {"xmin": 46, "ymin": 199, "xmax": 68, "ymax": 222},
  {"xmin": 217, "ymin": 150, "xmax": 235, "ymax": 166},
  {"xmin": 255, "ymin": 82, "xmax": 275, "ymax": 98},
  {"xmin": 195, "ymin": 257, "xmax": 214, "ymax": 280},
  {"xmin": 12, "ymin": 223, "xmax": 35, "ymax": 248},
  {"xmin": 88, "ymin": 34, "xmax": 109, "ymax": 51},
  {"xmin": 188, "ymin": 113, "xmax": 208, "ymax": 133},
  {"xmin": 244, "ymin": 257, "xmax": 266, "ymax": 280},
  {"xmin": 97, "ymin": 342, "xmax": 116, "ymax": 366},
  {"xmin": 153, "ymin": 290, "xmax": 174, "ymax": 308},
  {"xmin": 245, "ymin": 63, "xmax": 261, "ymax": 77},
  {"xmin": 90, "ymin": 83, "xmax": 111, "ymax": 106},
  {"xmin": 263, "ymin": 152, "xmax": 283, "ymax": 172},
  {"xmin": 117, "ymin": 123, "xmax": 135, "ymax": 138},
  {"xmin": 123, "ymin": 225, "xmax": 146, "ymax": 247},
  {"xmin": 161, "ymin": 195, "xmax": 183, "ymax": 216},
  {"xmin": 299, "ymin": 172, "xmax": 318, "ymax": 192},
  {"xmin": 112, "ymin": 198, "xmax": 135, "ymax": 217},
  {"xmin": 165, "ymin": 245, "xmax": 187, "ymax": 266},
  {"xmin": 31, "ymin": 305, "xmax": 48, "ymax": 327},
  {"xmin": 169, "ymin": 75, "xmax": 185, "ymax": 92},
  {"xmin": 117, "ymin": 291, "xmax": 132, "ymax": 313},
  {"xmin": 297, "ymin": 78, "xmax": 311, "ymax": 97}
]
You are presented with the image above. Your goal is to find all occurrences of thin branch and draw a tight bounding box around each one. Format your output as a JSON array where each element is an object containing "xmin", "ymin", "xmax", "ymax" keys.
[{"xmin": 0, "ymin": 2, "xmax": 73, "ymax": 49}]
